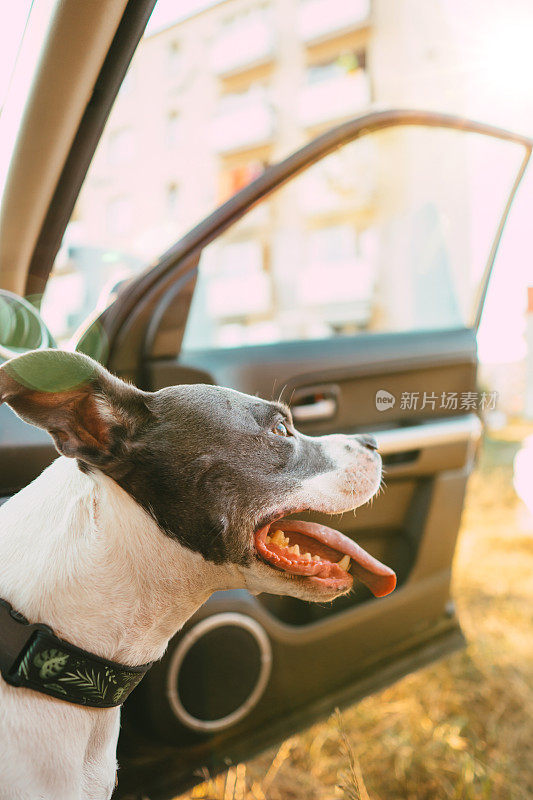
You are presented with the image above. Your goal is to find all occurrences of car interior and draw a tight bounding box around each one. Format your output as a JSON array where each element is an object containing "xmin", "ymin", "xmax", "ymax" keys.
[{"xmin": 0, "ymin": 2, "xmax": 531, "ymax": 797}]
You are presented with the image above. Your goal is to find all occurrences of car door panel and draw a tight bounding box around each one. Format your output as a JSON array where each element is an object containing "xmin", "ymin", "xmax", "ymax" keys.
[
  {"xmin": 109, "ymin": 110, "xmax": 524, "ymax": 795},
  {"xmin": 148, "ymin": 327, "xmax": 476, "ymax": 405},
  {"xmin": 114, "ymin": 318, "xmax": 480, "ymax": 795},
  {"xmin": 117, "ymin": 552, "xmax": 467, "ymax": 799},
  {"xmin": 0, "ymin": 406, "xmax": 56, "ymax": 499},
  {"xmin": 118, "ymin": 624, "xmax": 465, "ymax": 800}
]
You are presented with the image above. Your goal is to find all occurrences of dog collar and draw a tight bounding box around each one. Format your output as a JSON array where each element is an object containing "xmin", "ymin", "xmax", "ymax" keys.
[{"xmin": 0, "ymin": 598, "xmax": 152, "ymax": 708}]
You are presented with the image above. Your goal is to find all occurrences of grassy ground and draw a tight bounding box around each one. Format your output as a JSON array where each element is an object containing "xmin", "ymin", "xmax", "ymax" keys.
[{"xmin": 177, "ymin": 424, "xmax": 533, "ymax": 800}]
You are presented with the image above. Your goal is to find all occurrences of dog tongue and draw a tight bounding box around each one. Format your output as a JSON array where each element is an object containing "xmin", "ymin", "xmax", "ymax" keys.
[{"xmin": 279, "ymin": 520, "xmax": 397, "ymax": 597}]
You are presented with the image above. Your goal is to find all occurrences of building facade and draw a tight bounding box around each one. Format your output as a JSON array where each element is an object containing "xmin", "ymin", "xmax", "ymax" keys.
[{"xmin": 48, "ymin": 0, "xmax": 496, "ymax": 357}]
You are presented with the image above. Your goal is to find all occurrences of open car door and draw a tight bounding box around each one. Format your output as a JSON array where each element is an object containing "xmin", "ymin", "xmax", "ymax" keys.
[
  {"xmin": 1, "ymin": 111, "xmax": 531, "ymax": 800},
  {"xmin": 74, "ymin": 111, "xmax": 526, "ymax": 798}
]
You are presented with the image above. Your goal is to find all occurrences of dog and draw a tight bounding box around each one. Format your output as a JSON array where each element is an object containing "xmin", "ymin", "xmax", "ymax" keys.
[{"xmin": 0, "ymin": 349, "xmax": 395, "ymax": 800}]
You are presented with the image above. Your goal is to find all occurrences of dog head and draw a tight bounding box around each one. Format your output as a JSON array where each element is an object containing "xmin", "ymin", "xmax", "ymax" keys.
[{"xmin": 0, "ymin": 350, "xmax": 395, "ymax": 603}]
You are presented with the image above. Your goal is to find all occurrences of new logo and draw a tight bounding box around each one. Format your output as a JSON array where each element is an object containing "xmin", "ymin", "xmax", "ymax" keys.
[{"xmin": 375, "ymin": 390, "xmax": 396, "ymax": 411}]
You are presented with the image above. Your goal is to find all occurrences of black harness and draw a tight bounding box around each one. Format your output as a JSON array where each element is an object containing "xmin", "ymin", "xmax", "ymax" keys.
[{"xmin": 0, "ymin": 599, "xmax": 152, "ymax": 708}]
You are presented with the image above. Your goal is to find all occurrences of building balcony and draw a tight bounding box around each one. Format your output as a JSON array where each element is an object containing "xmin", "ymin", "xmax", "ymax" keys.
[
  {"xmin": 298, "ymin": 71, "xmax": 371, "ymax": 127},
  {"xmin": 298, "ymin": 0, "xmax": 371, "ymax": 44},
  {"xmin": 211, "ymin": 101, "xmax": 274, "ymax": 154},
  {"xmin": 211, "ymin": 17, "xmax": 275, "ymax": 76}
]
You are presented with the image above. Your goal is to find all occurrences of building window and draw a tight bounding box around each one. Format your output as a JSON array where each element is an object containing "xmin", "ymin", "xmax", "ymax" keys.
[
  {"xmin": 220, "ymin": 5, "xmax": 268, "ymax": 31},
  {"xmin": 106, "ymin": 197, "xmax": 132, "ymax": 236},
  {"xmin": 107, "ymin": 128, "xmax": 135, "ymax": 164},
  {"xmin": 217, "ymin": 84, "xmax": 266, "ymax": 113},
  {"xmin": 166, "ymin": 183, "xmax": 180, "ymax": 215},
  {"xmin": 218, "ymin": 161, "xmax": 266, "ymax": 203},
  {"xmin": 306, "ymin": 50, "xmax": 366, "ymax": 84},
  {"xmin": 168, "ymin": 40, "xmax": 182, "ymax": 74},
  {"xmin": 307, "ymin": 225, "xmax": 357, "ymax": 265},
  {"xmin": 166, "ymin": 111, "xmax": 182, "ymax": 146}
]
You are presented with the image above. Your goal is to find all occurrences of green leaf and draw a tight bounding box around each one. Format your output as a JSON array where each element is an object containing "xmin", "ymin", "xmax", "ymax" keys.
[
  {"xmin": 17, "ymin": 649, "xmax": 33, "ymax": 680},
  {"xmin": 59, "ymin": 668, "xmax": 108, "ymax": 701},
  {"xmin": 112, "ymin": 686, "xmax": 126, "ymax": 704},
  {"xmin": 33, "ymin": 649, "xmax": 69, "ymax": 679}
]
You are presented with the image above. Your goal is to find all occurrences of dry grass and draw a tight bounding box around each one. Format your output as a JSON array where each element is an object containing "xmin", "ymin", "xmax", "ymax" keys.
[{"xmin": 177, "ymin": 426, "xmax": 533, "ymax": 800}]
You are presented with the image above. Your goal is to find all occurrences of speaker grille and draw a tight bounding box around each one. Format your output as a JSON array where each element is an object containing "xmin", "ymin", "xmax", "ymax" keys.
[{"xmin": 167, "ymin": 613, "xmax": 272, "ymax": 732}]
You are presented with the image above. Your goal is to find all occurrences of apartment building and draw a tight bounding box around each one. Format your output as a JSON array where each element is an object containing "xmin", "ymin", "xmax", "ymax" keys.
[
  {"xmin": 77, "ymin": 0, "xmax": 373, "ymax": 248},
  {"xmin": 49, "ymin": 0, "xmax": 477, "ymax": 350}
]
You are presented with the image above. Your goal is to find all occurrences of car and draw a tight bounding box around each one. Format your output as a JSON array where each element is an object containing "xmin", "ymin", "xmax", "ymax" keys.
[{"xmin": 1, "ymin": 2, "xmax": 531, "ymax": 798}]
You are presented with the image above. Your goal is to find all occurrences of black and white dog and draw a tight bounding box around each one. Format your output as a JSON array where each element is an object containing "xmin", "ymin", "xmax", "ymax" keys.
[{"xmin": 0, "ymin": 349, "xmax": 395, "ymax": 800}]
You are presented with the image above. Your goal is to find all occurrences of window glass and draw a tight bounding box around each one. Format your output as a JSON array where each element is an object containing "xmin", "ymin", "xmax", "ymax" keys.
[
  {"xmin": 166, "ymin": 111, "xmax": 182, "ymax": 147},
  {"xmin": 306, "ymin": 51, "xmax": 365, "ymax": 85},
  {"xmin": 168, "ymin": 40, "xmax": 182, "ymax": 74},
  {"xmin": 218, "ymin": 160, "xmax": 266, "ymax": 203},
  {"xmin": 40, "ymin": 0, "xmax": 379, "ymax": 344},
  {"xmin": 38, "ymin": 0, "xmax": 526, "ymax": 351},
  {"xmin": 212, "ymin": 4, "xmax": 273, "ymax": 74},
  {"xmin": 181, "ymin": 126, "xmax": 525, "ymax": 351},
  {"xmin": 0, "ymin": 1, "xmax": 33, "ymax": 112},
  {"xmin": 166, "ymin": 182, "xmax": 180, "ymax": 214},
  {"xmin": 0, "ymin": 1, "xmax": 59, "ymax": 197},
  {"xmin": 107, "ymin": 128, "xmax": 135, "ymax": 164},
  {"xmin": 106, "ymin": 197, "xmax": 133, "ymax": 236}
]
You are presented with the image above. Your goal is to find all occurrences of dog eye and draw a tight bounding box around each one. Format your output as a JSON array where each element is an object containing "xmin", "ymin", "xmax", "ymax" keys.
[{"xmin": 272, "ymin": 421, "xmax": 289, "ymax": 437}]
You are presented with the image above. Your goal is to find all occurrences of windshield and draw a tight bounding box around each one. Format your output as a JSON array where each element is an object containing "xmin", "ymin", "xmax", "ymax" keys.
[
  {"xmin": 0, "ymin": 2, "xmax": 32, "ymax": 113},
  {"xmin": 0, "ymin": 1, "xmax": 59, "ymax": 196}
]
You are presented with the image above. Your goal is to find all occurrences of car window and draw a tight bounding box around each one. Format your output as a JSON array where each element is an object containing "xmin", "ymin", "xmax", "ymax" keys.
[
  {"xmin": 181, "ymin": 126, "xmax": 525, "ymax": 351},
  {"xmin": 40, "ymin": 0, "xmax": 374, "ymax": 345},
  {"xmin": 0, "ymin": 2, "xmax": 33, "ymax": 113},
  {"xmin": 38, "ymin": 0, "xmax": 527, "ymax": 352},
  {"xmin": 0, "ymin": 2, "xmax": 59, "ymax": 195}
]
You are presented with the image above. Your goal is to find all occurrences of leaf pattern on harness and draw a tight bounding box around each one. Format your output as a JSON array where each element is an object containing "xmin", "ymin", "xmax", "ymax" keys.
[
  {"xmin": 17, "ymin": 648, "xmax": 33, "ymax": 680},
  {"xmin": 59, "ymin": 668, "xmax": 108, "ymax": 701},
  {"xmin": 8, "ymin": 629, "xmax": 150, "ymax": 706},
  {"xmin": 112, "ymin": 685, "xmax": 127, "ymax": 704},
  {"xmin": 33, "ymin": 649, "xmax": 69, "ymax": 679}
]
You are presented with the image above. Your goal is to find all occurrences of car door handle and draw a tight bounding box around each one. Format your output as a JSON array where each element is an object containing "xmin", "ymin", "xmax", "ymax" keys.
[
  {"xmin": 375, "ymin": 414, "xmax": 482, "ymax": 455},
  {"xmin": 291, "ymin": 397, "xmax": 337, "ymax": 423}
]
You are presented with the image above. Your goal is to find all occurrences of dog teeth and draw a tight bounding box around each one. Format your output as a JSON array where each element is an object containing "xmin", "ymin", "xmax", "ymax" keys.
[
  {"xmin": 338, "ymin": 555, "xmax": 351, "ymax": 571},
  {"xmin": 270, "ymin": 529, "xmax": 287, "ymax": 546},
  {"xmin": 267, "ymin": 530, "xmax": 317, "ymax": 561}
]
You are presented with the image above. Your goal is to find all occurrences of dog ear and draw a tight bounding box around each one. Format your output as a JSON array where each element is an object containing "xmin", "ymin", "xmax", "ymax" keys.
[{"xmin": 0, "ymin": 349, "xmax": 150, "ymax": 469}]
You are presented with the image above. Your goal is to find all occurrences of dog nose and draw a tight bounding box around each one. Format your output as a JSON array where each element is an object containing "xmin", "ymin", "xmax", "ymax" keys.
[{"xmin": 357, "ymin": 434, "xmax": 379, "ymax": 452}]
